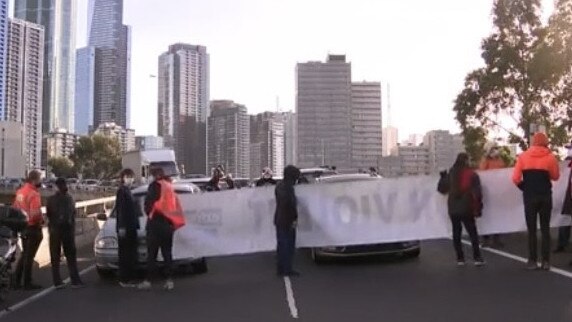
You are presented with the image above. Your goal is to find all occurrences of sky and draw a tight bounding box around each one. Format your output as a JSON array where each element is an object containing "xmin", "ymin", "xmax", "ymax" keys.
[{"xmin": 73, "ymin": 0, "xmax": 555, "ymax": 140}]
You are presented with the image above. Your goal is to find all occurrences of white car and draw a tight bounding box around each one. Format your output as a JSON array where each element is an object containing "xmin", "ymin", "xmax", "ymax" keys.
[
  {"xmin": 94, "ymin": 182, "xmax": 206, "ymax": 279},
  {"xmin": 81, "ymin": 179, "xmax": 100, "ymax": 191}
]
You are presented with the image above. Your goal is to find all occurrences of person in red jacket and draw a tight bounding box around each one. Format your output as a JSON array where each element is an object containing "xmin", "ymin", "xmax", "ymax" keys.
[
  {"xmin": 512, "ymin": 132, "xmax": 560, "ymax": 270},
  {"xmin": 13, "ymin": 170, "xmax": 44, "ymax": 290}
]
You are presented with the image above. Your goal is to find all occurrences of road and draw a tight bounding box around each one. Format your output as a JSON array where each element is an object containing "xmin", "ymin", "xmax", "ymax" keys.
[{"xmin": 1, "ymin": 233, "xmax": 572, "ymax": 322}]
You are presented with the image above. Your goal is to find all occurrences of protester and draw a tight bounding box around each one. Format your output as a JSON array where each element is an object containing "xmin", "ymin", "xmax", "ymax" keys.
[
  {"xmin": 116, "ymin": 169, "xmax": 140, "ymax": 288},
  {"xmin": 438, "ymin": 153, "xmax": 485, "ymax": 267},
  {"xmin": 13, "ymin": 170, "xmax": 44, "ymax": 290},
  {"xmin": 479, "ymin": 146, "xmax": 507, "ymax": 248},
  {"xmin": 138, "ymin": 168, "xmax": 186, "ymax": 291},
  {"xmin": 206, "ymin": 167, "xmax": 224, "ymax": 192},
  {"xmin": 46, "ymin": 178, "xmax": 84, "ymax": 289},
  {"xmin": 369, "ymin": 167, "xmax": 380, "ymax": 177},
  {"xmin": 225, "ymin": 173, "xmax": 235, "ymax": 189},
  {"xmin": 556, "ymin": 143, "xmax": 572, "ymax": 254},
  {"xmin": 512, "ymin": 132, "xmax": 560, "ymax": 270},
  {"xmin": 274, "ymin": 165, "xmax": 301, "ymax": 277},
  {"xmin": 256, "ymin": 167, "xmax": 277, "ymax": 187}
]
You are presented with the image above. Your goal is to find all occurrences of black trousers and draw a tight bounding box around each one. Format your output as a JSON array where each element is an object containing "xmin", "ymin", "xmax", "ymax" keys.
[
  {"xmin": 524, "ymin": 194, "xmax": 552, "ymax": 262},
  {"xmin": 557, "ymin": 225, "xmax": 571, "ymax": 249},
  {"xmin": 14, "ymin": 226, "xmax": 43, "ymax": 286},
  {"xmin": 118, "ymin": 230, "xmax": 138, "ymax": 283},
  {"xmin": 276, "ymin": 226, "xmax": 296, "ymax": 274},
  {"xmin": 450, "ymin": 215, "xmax": 482, "ymax": 261},
  {"xmin": 49, "ymin": 225, "xmax": 81, "ymax": 285},
  {"xmin": 146, "ymin": 217, "xmax": 174, "ymax": 280}
]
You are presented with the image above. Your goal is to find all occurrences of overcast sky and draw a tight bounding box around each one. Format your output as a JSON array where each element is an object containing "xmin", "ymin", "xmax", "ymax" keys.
[{"xmin": 73, "ymin": 0, "xmax": 554, "ymax": 139}]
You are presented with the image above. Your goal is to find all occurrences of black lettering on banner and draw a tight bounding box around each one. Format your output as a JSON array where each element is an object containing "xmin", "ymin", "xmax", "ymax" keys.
[
  {"xmin": 333, "ymin": 196, "xmax": 359, "ymax": 224},
  {"xmin": 373, "ymin": 191, "xmax": 398, "ymax": 223},
  {"xmin": 407, "ymin": 189, "xmax": 431, "ymax": 223},
  {"xmin": 360, "ymin": 195, "xmax": 372, "ymax": 221}
]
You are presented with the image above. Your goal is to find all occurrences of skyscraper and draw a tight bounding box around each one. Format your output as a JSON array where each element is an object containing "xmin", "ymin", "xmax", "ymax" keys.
[
  {"xmin": 250, "ymin": 112, "xmax": 285, "ymax": 178},
  {"xmin": 88, "ymin": 0, "xmax": 131, "ymax": 128},
  {"xmin": 0, "ymin": 0, "xmax": 9, "ymax": 120},
  {"xmin": 423, "ymin": 130, "xmax": 465, "ymax": 172},
  {"xmin": 296, "ymin": 55, "xmax": 352, "ymax": 169},
  {"xmin": 277, "ymin": 111, "xmax": 297, "ymax": 166},
  {"xmin": 207, "ymin": 100, "xmax": 250, "ymax": 178},
  {"xmin": 351, "ymin": 82, "xmax": 382, "ymax": 170},
  {"xmin": 382, "ymin": 126, "xmax": 398, "ymax": 156},
  {"xmin": 15, "ymin": 0, "xmax": 76, "ymax": 133},
  {"xmin": 75, "ymin": 46, "xmax": 96, "ymax": 135},
  {"xmin": 158, "ymin": 43, "xmax": 209, "ymax": 175},
  {"xmin": 6, "ymin": 18, "xmax": 44, "ymax": 172}
]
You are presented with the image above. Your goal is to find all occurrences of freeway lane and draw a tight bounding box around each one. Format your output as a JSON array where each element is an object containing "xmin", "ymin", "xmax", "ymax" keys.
[{"xmin": 2, "ymin": 239, "xmax": 572, "ymax": 322}]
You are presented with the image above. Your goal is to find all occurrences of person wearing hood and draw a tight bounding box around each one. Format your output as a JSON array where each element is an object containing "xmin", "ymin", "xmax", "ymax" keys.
[
  {"xmin": 256, "ymin": 167, "xmax": 277, "ymax": 187},
  {"xmin": 479, "ymin": 146, "xmax": 507, "ymax": 248},
  {"xmin": 274, "ymin": 165, "xmax": 301, "ymax": 277},
  {"xmin": 556, "ymin": 143, "xmax": 572, "ymax": 255},
  {"xmin": 116, "ymin": 169, "xmax": 141, "ymax": 287},
  {"xmin": 512, "ymin": 132, "xmax": 560, "ymax": 270}
]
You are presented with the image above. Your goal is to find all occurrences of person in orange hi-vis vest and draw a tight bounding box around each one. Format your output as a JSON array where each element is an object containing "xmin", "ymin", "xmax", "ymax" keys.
[
  {"xmin": 138, "ymin": 167, "xmax": 185, "ymax": 291},
  {"xmin": 479, "ymin": 146, "xmax": 508, "ymax": 249},
  {"xmin": 13, "ymin": 170, "xmax": 44, "ymax": 290}
]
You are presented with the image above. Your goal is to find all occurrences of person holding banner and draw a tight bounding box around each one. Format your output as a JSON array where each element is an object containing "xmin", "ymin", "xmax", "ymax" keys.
[
  {"xmin": 479, "ymin": 146, "xmax": 507, "ymax": 248},
  {"xmin": 512, "ymin": 132, "xmax": 560, "ymax": 270},
  {"xmin": 438, "ymin": 153, "xmax": 485, "ymax": 267},
  {"xmin": 275, "ymin": 165, "xmax": 301, "ymax": 277},
  {"xmin": 555, "ymin": 144, "xmax": 572, "ymax": 254}
]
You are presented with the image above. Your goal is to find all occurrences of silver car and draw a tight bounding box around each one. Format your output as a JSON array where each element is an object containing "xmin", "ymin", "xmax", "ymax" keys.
[{"xmin": 94, "ymin": 182, "xmax": 207, "ymax": 279}]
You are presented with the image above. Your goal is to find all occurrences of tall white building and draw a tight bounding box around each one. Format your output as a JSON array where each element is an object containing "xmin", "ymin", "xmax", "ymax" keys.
[
  {"xmin": 382, "ymin": 126, "xmax": 398, "ymax": 156},
  {"xmin": 398, "ymin": 145, "xmax": 431, "ymax": 176},
  {"xmin": 6, "ymin": 18, "xmax": 44, "ymax": 172},
  {"xmin": 46, "ymin": 128, "xmax": 79, "ymax": 159},
  {"xmin": 351, "ymin": 82, "xmax": 382, "ymax": 170},
  {"xmin": 74, "ymin": 46, "xmax": 96, "ymax": 135},
  {"xmin": 93, "ymin": 122, "xmax": 135, "ymax": 153},
  {"xmin": 277, "ymin": 111, "xmax": 297, "ymax": 167},
  {"xmin": 0, "ymin": 121, "xmax": 25, "ymax": 177},
  {"xmin": 250, "ymin": 112, "xmax": 285, "ymax": 178},
  {"xmin": 158, "ymin": 43, "xmax": 209, "ymax": 175},
  {"xmin": 0, "ymin": 0, "xmax": 9, "ymax": 120}
]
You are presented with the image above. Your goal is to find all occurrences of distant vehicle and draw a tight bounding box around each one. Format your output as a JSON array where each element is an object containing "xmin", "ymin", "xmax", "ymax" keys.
[
  {"xmin": 177, "ymin": 177, "xmax": 231, "ymax": 192},
  {"xmin": 309, "ymin": 174, "xmax": 421, "ymax": 263},
  {"xmin": 94, "ymin": 182, "xmax": 205, "ymax": 279},
  {"xmin": 122, "ymin": 149, "xmax": 179, "ymax": 185},
  {"xmin": 299, "ymin": 167, "xmax": 338, "ymax": 184},
  {"xmin": 66, "ymin": 178, "xmax": 80, "ymax": 190},
  {"xmin": 182, "ymin": 174, "xmax": 207, "ymax": 179},
  {"xmin": 80, "ymin": 179, "xmax": 100, "ymax": 191}
]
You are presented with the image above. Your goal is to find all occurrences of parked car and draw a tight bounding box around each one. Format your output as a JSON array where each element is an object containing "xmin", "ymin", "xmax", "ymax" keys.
[
  {"xmin": 94, "ymin": 182, "xmax": 205, "ymax": 279},
  {"xmin": 309, "ymin": 174, "xmax": 421, "ymax": 263},
  {"xmin": 80, "ymin": 179, "xmax": 100, "ymax": 191},
  {"xmin": 66, "ymin": 178, "xmax": 80, "ymax": 190}
]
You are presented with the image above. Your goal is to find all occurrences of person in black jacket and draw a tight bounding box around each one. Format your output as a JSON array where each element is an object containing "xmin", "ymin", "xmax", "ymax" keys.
[
  {"xmin": 46, "ymin": 178, "xmax": 84, "ymax": 289},
  {"xmin": 256, "ymin": 167, "xmax": 277, "ymax": 187},
  {"xmin": 438, "ymin": 153, "xmax": 485, "ymax": 267},
  {"xmin": 116, "ymin": 169, "xmax": 140, "ymax": 287},
  {"xmin": 274, "ymin": 165, "xmax": 301, "ymax": 277},
  {"xmin": 555, "ymin": 144, "xmax": 572, "ymax": 254}
]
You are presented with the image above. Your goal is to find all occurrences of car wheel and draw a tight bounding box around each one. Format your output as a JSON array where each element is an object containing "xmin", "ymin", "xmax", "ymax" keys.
[
  {"xmin": 406, "ymin": 248, "xmax": 421, "ymax": 258},
  {"xmin": 191, "ymin": 258, "xmax": 208, "ymax": 274},
  {"xmin": 311, "ymin": 249, "xmax": 327, "ymax": 265},
  {"xmin": 96, "ymin": 267, "xmax": 115, "ymax": 280}
]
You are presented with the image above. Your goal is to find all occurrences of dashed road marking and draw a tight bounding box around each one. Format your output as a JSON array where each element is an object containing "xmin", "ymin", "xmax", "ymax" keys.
[{"xmin": 283, "ymin": 277, "xmax": 299, "ymax": 319}]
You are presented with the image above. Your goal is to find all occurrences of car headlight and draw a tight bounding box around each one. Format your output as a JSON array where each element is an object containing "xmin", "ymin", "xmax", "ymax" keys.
[{"xmin": 96, "ymin": 237, "xmax": 118, "ymax": 249}]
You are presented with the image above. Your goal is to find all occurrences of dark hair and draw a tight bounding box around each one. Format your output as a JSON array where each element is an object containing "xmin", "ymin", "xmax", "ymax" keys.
[
  {"xmin": 283, "ymin": 165, "xmax": 301, "ymax": 184},
  {"xmin": 120, "ymin": 168, "xmax": 135, "ymax": 178},
  {"xmin": 55, "ymin": 177, "xmax": 68, "ymax": 193},
  {"xmin": 26, "ymin": 170, "xmax": 41, "ymax": 183},
  {"xmin": 450, "ymin": 153, "xmax": 470, "ymax": 197},
  {"xmin": 452, "ymin": 153, "xmax": 470, "ymax": 169}
]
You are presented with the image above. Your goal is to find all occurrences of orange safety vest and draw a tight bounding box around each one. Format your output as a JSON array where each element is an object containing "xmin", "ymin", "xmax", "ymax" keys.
[
  {"xmin": 150, "ymin": 180, "xmax": 186, "ymax": 230},
  {"xmin": 13, "ymin": 183, "xmax": 43, "ymax": 227}
]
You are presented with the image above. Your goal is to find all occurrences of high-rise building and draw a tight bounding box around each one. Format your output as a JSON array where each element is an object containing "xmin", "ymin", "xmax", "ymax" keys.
[
  {"xmin": 398, "ymin": 145, "xmax": 431, "ymax": 176},
  {"xmin": 379, "ymin": 155, "xmax": 403, "ymax": 178},
  {"xmin": 207, "ymin": 100, "xmax": 250, "ymax": 178},
  {"xmin": 250, "ymin": 112, "xmax": 285, "ymax": 178},
  {"xmin": 382, "ymin": 127, "xmax": 398, "ymax": 157},
  {"xmin": 74, "ymin": 46, "xmax": 96, "ymax": 135},
  {"xmin": 93, "ymin": 122, "xmax": 135, "ymax": 153},
  {"xmin": 424, "ymin": 130, "xmax": 465, "ymax": 172},
  {"xmin": 158, "ymin": 43, "xmax": 209, "ymax": 175},
  {"xmin": 0, "ymin": 121, "xmax": 25, "ymax": 177},
  {"xmin": 46, "ymin": 128, "xmax": 79, "ymax": 159},
  {"xmin": 296, "ymin": 55, "xmax": 352, "ymax": 170},
  {"xmin": 6, "ymin": 18, "xmax": 44, "ymax": 172},
  {"xmin": 0, "ymin": 0, "xmax": 9, "ymax": 120},
  {"xmin": 351, "ymin": 82, "xmax": 382, "ymax": 170},
  {"xmin": 277, "ymin": 111, "xmax": 297, "ymax": 166},
  {"xmin": 135, "ymin": 136, "xmax": 164, "ymax": 151},
  {"xmin": 88, "ymin": 0, "xmax": 131, "ymax": 128},
  {"xmin": 15, "ymin": 0, "xmax": 76, "ymax": 133}
]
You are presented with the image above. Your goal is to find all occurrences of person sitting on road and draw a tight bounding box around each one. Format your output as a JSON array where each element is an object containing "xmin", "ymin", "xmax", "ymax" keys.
[
  {"xmin": 438, "ymin": 153, "xmax": 485, "ymax": 267},
  {"xmin": 256, "ymin": 167, "xmax": 277, "ymax": 187}
]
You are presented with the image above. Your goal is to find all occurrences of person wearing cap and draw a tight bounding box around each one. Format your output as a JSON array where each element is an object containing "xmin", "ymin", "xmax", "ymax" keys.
[
  {"xmin": 46, "ymin": 178, "xmax": 84, "ymax": 289},
  {"xmin": 512, "ymin": 132, "xmax": 560, "ymax": 270},
  {"xmin": 479, "ymin": 146, "xmax": 508, "ymax": 248},
  {"xmin": 256, "ymin": 167, "xmax": 277, "ymax": 187}
]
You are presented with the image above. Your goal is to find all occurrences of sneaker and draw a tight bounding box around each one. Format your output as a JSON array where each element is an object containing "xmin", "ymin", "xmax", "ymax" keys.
[
  {"xmin": 474, "ymin": 259, "xmax": 486, "ymax": 267},
  {"xmin": 137, "ymin": 280, "xmax": 151, "ymax": 291},
  {"xmin": 457, "ymin": 260, "xmax": 466, "ymax": 267},
  {"xmin": 164, "ymin": 279, "xmax": 174, "ymax": 291},
  {"xmin": 71, "ymin": 282, "xmax": 86, "ymax": 289},
  {"xmin": 526, "ymin": 260, "xmax": 539, "ymax": 270},
  {"xmin": 54, "ymin": 283, "xmax": 66, "ymax": 290},
  {"xmin": 119, "ymin": 282, "xmax": 137, "ymax": 288},
  {"xmin": 540, "ymin": 261, "xmax": 551, "ymax": 271},
  {"xmin": 23, "ymin": 284, "xmax": 42, "ymax": 291}
]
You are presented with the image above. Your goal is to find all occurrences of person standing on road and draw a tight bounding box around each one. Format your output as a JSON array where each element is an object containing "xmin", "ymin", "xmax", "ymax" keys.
[
  {"xmin": 555, "ymin": 143, "xmax": 572, "ymax": 254},
  {"xmin": 274, "ymin": 165, "xmax": 301, "ymax": 277},
  {"xmin": 512, "ymin": 132, "xmax": 560, "ymax": 270},
  {"xmin": 46, "ymin": 178, "xmax": 84, "ymax": 289},
  {"xmin": 116, "ymin": 169, "xmax": 140, "ymax": 288},
  {"xmin": 13, "ymin": 170, "xmax": 44, "ymax": 290},
  {"xmin": 479, "ymin": 146, "xmax": 508, "ymax": 248},
  {"xmin": 138, "ymin": 168, "xmax": 185, "ymax": 291},
  {"xmin": 256, "ymin": 167, "xmax": 277, "ymax": 187},
  {"xmin": 438, "ymin": 153, "xmax": 485, "ymax": 267}
]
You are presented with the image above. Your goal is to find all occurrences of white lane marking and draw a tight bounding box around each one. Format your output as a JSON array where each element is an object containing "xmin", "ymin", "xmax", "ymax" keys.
[
  {"xmin": 283, "ymin": 277, "xmax": 299, "ymax": 319},
  {"xmin": 461, "ymin": 240, "xmax": 572, "ymax": 279},
  {"xmin": 0, "ymin": 264, "xmax": 96, "ymax": 319}
]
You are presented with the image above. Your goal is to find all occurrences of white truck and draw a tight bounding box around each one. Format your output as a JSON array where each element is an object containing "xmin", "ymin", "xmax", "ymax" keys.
[{"xmin": 121, "ymin": 149, "xmax": 180, "ymax": 185}]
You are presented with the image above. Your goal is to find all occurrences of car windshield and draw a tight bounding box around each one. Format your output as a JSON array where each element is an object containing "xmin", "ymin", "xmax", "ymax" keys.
[{"xmin": 150, "ymin": 161, "xmax": 178, "ymax": 177}]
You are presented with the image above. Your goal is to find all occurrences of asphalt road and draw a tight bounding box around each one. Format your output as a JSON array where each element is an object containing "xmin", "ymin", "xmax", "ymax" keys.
[{"xmin": 2, "ymin": 234, "xmax": 572, "ymax": 322}]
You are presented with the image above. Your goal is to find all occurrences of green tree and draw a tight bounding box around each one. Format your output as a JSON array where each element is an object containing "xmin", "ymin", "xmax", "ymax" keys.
[
  {"xmin": 463, "ymin": 126, "xmax": 489, "ymax": 164},
  {"xmin": 454, "ymin": 0, "xmax": 572, "ymax": 151},
  {"xmin": 47, "ymin": 157, "xmax": 76, "ymax": 178},
  {"xmin": 70, "ymin": 135, "xmax": 122, "ymax": 179}
]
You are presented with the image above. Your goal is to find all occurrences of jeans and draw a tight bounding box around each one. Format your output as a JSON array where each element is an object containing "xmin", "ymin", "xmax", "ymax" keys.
[
  {"xmin": 118, "ymin": 230, "xmax": 138, "ymax": 283},
  {"xmin": 276, "ymin": 227, "xmax": 296, "ymax": 274},
  {"xmin": 14, "ymin": 226, "xmax": 43, "ymax": 286},
  {"xmin": 49, "ymin": 225, "xmax": 82, "ymax": 285},
  {"xmin": 450, "ymin": 215, "xmax": 482, "ymax": 261},
  {"xmin": 524, "ymin": 194, "xmax": 552, "ymax": 262},
  {"xmin": 146, "ymin": 217, "xmax": 174, "ymax": 280}
]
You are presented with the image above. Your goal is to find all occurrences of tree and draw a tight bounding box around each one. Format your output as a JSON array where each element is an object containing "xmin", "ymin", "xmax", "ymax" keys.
[
  {"xmin": 70, "ymin": 135, "xmax": 122, "ymax": 179},
  {"xmin": 48, "ymin": 157, "xmax": 76, "ymax": 178},
  {"xmin": 454, "ymin": 0, "xmax": 572, "ymax": 151}
]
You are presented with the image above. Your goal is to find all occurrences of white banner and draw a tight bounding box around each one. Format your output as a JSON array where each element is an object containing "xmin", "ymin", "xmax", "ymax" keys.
[{"xmin": 172, "ymin": 164, "xmax": 572, "ymax": 259}]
